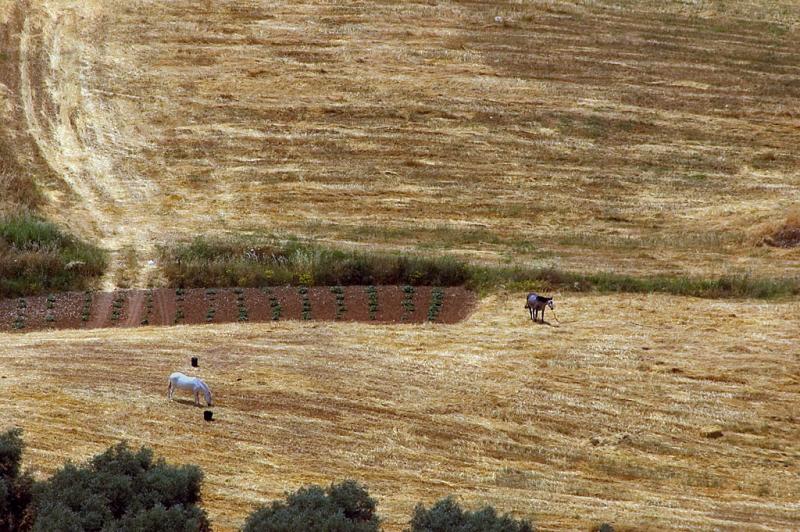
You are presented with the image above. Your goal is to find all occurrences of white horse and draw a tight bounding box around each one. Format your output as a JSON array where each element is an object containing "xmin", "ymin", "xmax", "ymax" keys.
[{"xmin": 168, "ymin": 372, "xmax": 213, "ymax": 406}]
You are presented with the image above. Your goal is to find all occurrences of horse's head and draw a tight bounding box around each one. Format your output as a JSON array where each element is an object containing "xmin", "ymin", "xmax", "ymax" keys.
[
  {"xmin": 547, "ymin": 299, "xmax": 555, "ymax": 310},
  {"xmin": 201, "ymin": 381, "xmax": 213, "ymax": 406}
]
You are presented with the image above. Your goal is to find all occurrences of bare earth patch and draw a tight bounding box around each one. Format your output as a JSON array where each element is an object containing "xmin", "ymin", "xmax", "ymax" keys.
[{"xmin": 0, "ymin": 286, "xmax": 475, "ymax": 331}]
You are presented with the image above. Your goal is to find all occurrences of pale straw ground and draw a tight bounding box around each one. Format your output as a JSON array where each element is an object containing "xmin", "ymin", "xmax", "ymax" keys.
[
  {"xmin": 1, "ymin": 2, "xmax": 799, "ymax": 530},
  {"xmin": 1, "ymin": 293, "xmax": 798, "ymax": 531},
  {"xmin": 1, "ymin": 0, "xmax": 799, "ymax": 285}
]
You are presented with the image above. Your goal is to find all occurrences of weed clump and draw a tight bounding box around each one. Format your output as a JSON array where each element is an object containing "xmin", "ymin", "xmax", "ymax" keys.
[
  {"xmin": 160, "ymin": 237, "xmax": 468, "ymax": 289},
  {"xmin": 0, "ymin": 214, "xmax": 107, "ymax": 298}
]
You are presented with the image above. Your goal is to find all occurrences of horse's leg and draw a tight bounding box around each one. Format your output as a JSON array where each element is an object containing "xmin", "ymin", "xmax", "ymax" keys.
[
  {"xmin": 541, "ymin": 307, "xmax": 545, "ymax": 323},
  {"xmin": 194, "ymin": 390, "xmax": 199, "ymax": 406},
  {"xmin": 167, "ymin": 382, "xmax": 172, "ymax": 399}
]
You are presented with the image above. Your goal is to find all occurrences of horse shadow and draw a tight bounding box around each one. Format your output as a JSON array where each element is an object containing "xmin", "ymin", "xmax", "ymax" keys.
[{"xmin": 171, "ymin": 398, "xmax": 203, "ymax": 407}]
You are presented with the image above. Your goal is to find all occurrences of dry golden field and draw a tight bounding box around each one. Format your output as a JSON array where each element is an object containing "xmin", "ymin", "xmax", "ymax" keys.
[
  {"xmin": 1, "ymin": 0, "xmax": 799, "ymax": 284},
  {"xmin": 2, "ymin": 1, "xmax": 800, "ymax": 531},
  {"xmin": 1, "ymin": 294, "xmax": 799, "ymax": 530}
]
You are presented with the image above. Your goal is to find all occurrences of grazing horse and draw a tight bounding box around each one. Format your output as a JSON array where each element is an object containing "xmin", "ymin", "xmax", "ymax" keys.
[
  {"xmin": 525, "ymin": 292, "xmax": 554, "ymax": 323},
  {"xmin": 168, "ymin": 372, "xmax": 213, "ymax": 406}
]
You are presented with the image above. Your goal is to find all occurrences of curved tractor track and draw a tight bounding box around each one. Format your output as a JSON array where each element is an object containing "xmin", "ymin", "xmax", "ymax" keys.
[{"xmin": 14, "ymin": 0, "xmax": 159, "ymax": 288}]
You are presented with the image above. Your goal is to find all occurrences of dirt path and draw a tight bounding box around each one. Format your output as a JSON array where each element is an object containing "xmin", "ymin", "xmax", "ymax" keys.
[
  {"xmin": 16, "ymin": 1, "xmax": 159, "ymax": 289},
  {"xmin": 84, "ymin": 291, "xmax": 111, "ymax": 329},
  {"xmin": 122, "ymin": 290, "xmax": 145, "ymax": 327}
]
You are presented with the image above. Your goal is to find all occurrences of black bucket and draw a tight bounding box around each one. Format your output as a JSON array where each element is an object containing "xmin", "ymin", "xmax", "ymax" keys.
[
  {"xmin": 204, "ymin": 410, "xmax": 213, "ymax": 421},
  {"xmin": 191, "ymin": 357, "xmax": 198, "ymax": 367}
]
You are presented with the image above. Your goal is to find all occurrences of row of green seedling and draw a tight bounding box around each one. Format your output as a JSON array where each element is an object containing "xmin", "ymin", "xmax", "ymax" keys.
[
  {"xmin": 205, "ymin": 288, "xmax": 217, "ymax": 323},
  {"xmin": 263, "ymin": 287, "xmax": 281, "ymax": 320},
  {"xmin": 81, "ymin": 291, "xmax": 92, "ymax": 324},
  {"xmin": 141, "ymin": 290, "xmax": 154, "ymax": 326},
  {"xmin": 401, "ymin": 285, "xmax": 415, "ymax": 321},
  {"xmin": 174, "ymin": 288, "xmax": 185, "ymax": 324},
  {"xmin": 110, "ymin": 292, "xmax": 126, "ymax": 322},
  {"xmin": 298, "ymin": 286, "xmax": 311, "ymax": 320},
  {"xmin": 234, "ymin": 288, "xmax": 248, "ymax": 322},
  {"xmin": 427, "ymin": 287, "xmax": 444, "ymax": 322},
  {"xmin": 366, "ymin": 286, "xmax": 378, "ymax": 320},
  {"xmin": 45, "ymin": 294, "xmax": 56, "ymax": 324},
  {"xmin": 12, "ymin": 298, "xmax": 26, "ymax": 330},
  {"xmin": 331, "ymin": 286, "xmax": 346, "ymax": 320}
]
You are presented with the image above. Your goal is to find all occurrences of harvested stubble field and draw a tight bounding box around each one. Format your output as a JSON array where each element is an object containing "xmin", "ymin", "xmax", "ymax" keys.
[
  {"xmin": 0, "ymin": 293, "xmax": 798, "ymax": 530},
  {"xmin": 1, "ymin": 0, "xmax": 799, "ymax": 284},
  {"xmin": 2, "ymin": 0, "xmax": 800, "ymax": 530}
]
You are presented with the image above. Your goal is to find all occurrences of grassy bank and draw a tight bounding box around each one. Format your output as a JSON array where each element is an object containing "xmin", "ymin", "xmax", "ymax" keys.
[
  {"xmin": 471, "ymin": 266, "xmax": 800, "ymax": 300},
  {"xmin": 160, "ymin": 237, "xmax": 469, "ymax": 288},
  {"xmin": 0, "ymin": 214, "xmax": 108, "ymax": 297},
  {"xmin": 160, "ymin": 236, "xmax": 799, "ymax": 300}
]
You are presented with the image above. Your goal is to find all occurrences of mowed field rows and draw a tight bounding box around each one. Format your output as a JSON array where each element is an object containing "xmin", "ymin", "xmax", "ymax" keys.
[
  {"xmin": 1, "ymin": 293, "xmax": 798, "ymax": 531},
  {"xmin": 1, "ymin": 0, "xmax": 799, "ymax": 283}
]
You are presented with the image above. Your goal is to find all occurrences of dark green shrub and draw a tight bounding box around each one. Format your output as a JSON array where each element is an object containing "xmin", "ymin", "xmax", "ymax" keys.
[
  {"xmin": 243, "ymin": 480, "xmax": 379, "ymax": 532},
  {"xmin": 408, "ymin": 497, "xmax": 533, "ymax": 532},
  {"xmin": 31, "ymin": 442, "xmax": 209, "ymax": 532},
  {"xmin": 0, "ymin": 428, "xmax": 34, "ymax": 532}
]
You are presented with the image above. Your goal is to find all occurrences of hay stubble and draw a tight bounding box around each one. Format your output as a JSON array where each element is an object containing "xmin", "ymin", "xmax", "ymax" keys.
[
  {"xmin": 2, "ymin": 0, "xmax": 799, "ymax": 284},
  {"xmin": 1, "ymin": 293, "xmax": 798, "ymax": 530}
]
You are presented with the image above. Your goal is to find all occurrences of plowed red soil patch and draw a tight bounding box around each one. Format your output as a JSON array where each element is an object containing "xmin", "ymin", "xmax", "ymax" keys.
[{"xmin": 0, "ymin": 286, "xmax": 475, "ymax": 332}]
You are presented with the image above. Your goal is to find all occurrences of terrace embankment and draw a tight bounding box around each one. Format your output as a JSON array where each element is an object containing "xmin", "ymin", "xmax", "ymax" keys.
[{"xmin": 0, "ymin": 286, "xmax": 476, "ymax": 331}]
